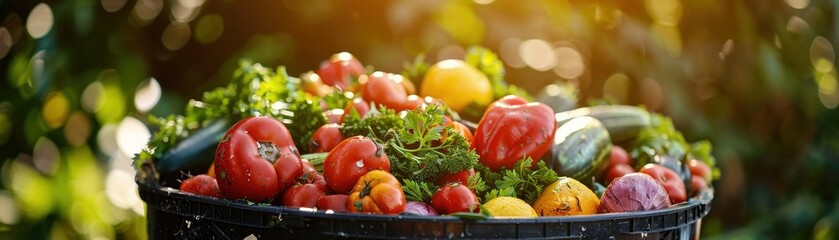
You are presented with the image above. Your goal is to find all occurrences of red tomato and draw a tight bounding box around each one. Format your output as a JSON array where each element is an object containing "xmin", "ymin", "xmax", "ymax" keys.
[
  {"xmin": 324, "ymin": 109, "xmax": 344, "ymax": 124},
  {"xmin": 690, "ymin": 176, "xmax": 708, "ymax": 197},
  {"xmin": 347, "ymin": 170, "xmax": 406, "ymax": 214},
  {"xmin": 338, "ymin": 98, "xmax": 370, "ymax": 124},
  {"xmin": 179, "ymin": 174, "xmax": 223, "ymax": 198},
  {"xmin": 323, "ymin": 136, "xmax": 391, "ymax": 194},
  {"xmin": 450, "ymin": 121, "xmax": 474, "ymax": 144},
  {"xmin": 301, "ymin": 71, "xmax": 332, "ymax": 97},
  {"xmin": 609, "ymin": 146, "xmax": 632, "ymax": 166},
  {"xmin": 640, "ymin": 164, "xmax": 687, "ymax": 204},
  {"xmin": 436, "ymin": 168, "xmax": 475, "ymax": 186},
  {"xmin": 310, "ymin": 123, "xmax": 345, "ymax": 153},
  {"xmin": 360, "ymin": 72, "xmax": 408, "ymax": 110},
  {"xmin": 401, "ymin": 95, "xmax": 425, "ymax": 111},
  {"xmin": 431, "ymin": 183, "xmax": 480, "ymax": 214},
  {"xmin": 605, "ymin": 163, "xmax": 635, "ymax": 185},
  {"xmin": 282, "ymin": 172, "xmax": 328, "ymax": 208},
  {"xmin": 215, "ymin": 116, "xmax": 304, "ymax": 202},
  {"xmin": 473, "ymin": 95, "xmax": 556, "ymax": 171},
  {"xmin": 301, "ymin": 159, "xmax": 316, "ymax": 174},
  {"xmin": 316, "ymin": 52, "xmax": 364, "ymax": 90},
  {"xmin": 317, "ymin": 194, "xmax": 350, "ymax": 212},
  {"xmin": 688, "ymin": 159, "xmax": 712, "ymax": 182}
]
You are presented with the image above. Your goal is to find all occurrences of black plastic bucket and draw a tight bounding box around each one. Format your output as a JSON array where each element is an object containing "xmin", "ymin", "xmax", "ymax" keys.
[{"xmin": 137, "ymin": 177, "xmax": 712, "ymax": 239}]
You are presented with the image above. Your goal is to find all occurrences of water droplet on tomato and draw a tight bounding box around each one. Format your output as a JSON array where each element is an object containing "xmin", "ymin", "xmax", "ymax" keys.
[{"xmin": 356, "ymin": 160, "xmax": 364, "ymax": 168}]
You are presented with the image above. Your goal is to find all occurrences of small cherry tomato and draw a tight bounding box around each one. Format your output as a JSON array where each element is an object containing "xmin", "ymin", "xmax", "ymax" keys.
[
  {"xmin": 436, "ymin": 168, "xmax": 475, "ymax": 186},
  {"xmin": 317, "ymin": 194, "xmax": 350, "ymax": 212},
  {"xmin": 605, "ymin": 163, "xmax": 635, "ymax": 185},
  {"xmin": 338, "ymin": 98, "xmax": 370, "ymax": 124},
  {"xmin": 316, "ymin": 52, "xmax": 364, "ymax": 90},
  {"xmin": 360, "ymin": 72, "xmax": 408, "ymax": 110},
  {"xmin": 609, "ymin": 146, "xmax": 632, "ymax": 166},
  {"xmin": 690, "ymin": 176, "xmax": 708, "ymax": 197},
  {"xmin": 431, "ymin": 182, "xmax": 480, "ymax": 214},
  {"xmin": 401, "ymin": 94, "xmax": 425, "ymax": 111},
  {"xmin": 180, "ymin": 174, "xmax": 223, "ymax": 198},
  {"xmin": 347, "ymin": 170, "xmax": 406, "ymax": 214},
  {"xmin": 688, "ymin": 159, "xmax": 712, "ymax": 182},
  {"xmin": 323, "ymin": 136, "xmax": 391, "ymax": 194},
  {"xmin": 640, "ymin": 164, "xmax": 687, "ymax": 204},
  {"xmin": 282, "ymin": 172, "xmax": 328, "ymax": 208},
  {"xmin": 310, "ymin": 123, "xmax": 345, "ymax": 153},
  {"xmin": 324, "ymin": 109, "xmax": 344, "ymax": 124}
]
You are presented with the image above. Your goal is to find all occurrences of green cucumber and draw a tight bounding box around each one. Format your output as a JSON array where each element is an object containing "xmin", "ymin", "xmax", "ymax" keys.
[
  {"xmin": 554, "ymin": 105, "xmax": 651, "ymax": 143},
  {"xmin": 548, "ymin": 116, "xmax": 612, "ymax": 185}
]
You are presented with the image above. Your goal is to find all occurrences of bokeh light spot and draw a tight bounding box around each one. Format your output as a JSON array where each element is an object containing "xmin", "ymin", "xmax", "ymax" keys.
[
  {"xmin": 818, "ymin": 74, "xmax": 839, "ymax": 109},
  {"xmin": 499, "ymin": 38, "xmax": 525, "ymax": 68},
  {"xmin": 0, "ymin": 191, "xmax": 20, "ymax": 225},
  {"xmin": 82, "ymin": 81, "xmax": 105, "ymax": 113},
  {"xmin": 786, "ymin": 16, "xmax": 809, "ymax": 39},
  {"xmin": 33, "ymin": 137, "xmax": 60, "ymax": 176},
  {"xmin": 553, "ymin": 46, "xmax": 585, "ymax": 79},
  {"xmin": 42, "ymin": 91, "xmax": 70, "ymax": 129},
  {"xmin": 161, "ymin": 22, "xmax": 191, "ymax": 51},
  {"xmin": 474, "ymin": 0, "xmax": 495, "ymax": 4},
  {"xmin": 97, "ymin": 124, "xmax": 119, "ymax": 156},
  {"xmin": 101, "ymin": 0, "xmax": 127, "ymax": 13},
  {"xmin": 26, "ymin": 3, "xmax": 54, "ymax": 39},
  {"xmin": 105, "ymin": 169, "xmax": 140, "ymax": 210},
  {"xmin": 134, "ymin": 78, "xmax": 161, "ymax": 113},
  {"xmin": 0, "ymin": 27, "xmax": 12, "ymax": 59},
  {"xmin": 195, "ymin": 14, "xmax": 224, "ymax": 45},
  {"xmin": 603, "ymin": 73, "xmax": 632, "ymax": 103},
  {"xmin": 784, "ymin": 0, "xmax": 810, "ymax": 9},
  {"xmin": 116, "ymin": 116, "xmax": 150, "ymax": 156},
  {"xmin": 131, "ymin": 0, "xmax": 163, "ymax": 25},
  {"xmin": 179, "ymin": 0, "xmax": 207, "ymax": 8},
  {"xmin": 810, "ymin": 36, "xmax": 835, "ymax": 73},
  {"xmin": 720, "ymin": 39, "xmax": 735, "ymax": 60},
  {"xmin": 64, "ymin": 111, "xmax": 92, "ymax": 147},
  {"xmin": 519, "ymin": 39, "xmax": 557, "ymax": 72},
  {"xmin": 645, "ymin": 0, "xmax": 682, "ymax": 26},
  {"xmin": 171, "ymin": 0, "xmax": 200, "ymax": 23},
  {"xmin": 9, "ymin": 158, "xmax": 53, "ymax": 220}
]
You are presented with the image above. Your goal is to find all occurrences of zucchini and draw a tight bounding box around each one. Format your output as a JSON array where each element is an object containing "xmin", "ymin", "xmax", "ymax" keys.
[
  {"xmin": 554, "ymin": 105, "xmax": 651, "ymax": 143},
  {"xmin": 548, "ymin": 116, "xmax": 612, "ymax": 185}
]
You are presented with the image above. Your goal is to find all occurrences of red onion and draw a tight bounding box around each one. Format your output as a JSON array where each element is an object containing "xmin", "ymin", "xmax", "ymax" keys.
[
  {"xmin": 403, "ymin": 201, "xmax": 438, "ymax": 216},
  {"xmin": 598, "ymin": 173, "xmax": 670, "ymax": 213}
]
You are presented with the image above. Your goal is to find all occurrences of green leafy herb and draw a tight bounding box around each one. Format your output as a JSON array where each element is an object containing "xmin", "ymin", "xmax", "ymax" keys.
[
  {"xmin": 493, "ymin": 158, "xmax": 558, "ymax": 203},
  {"xmin": 402, "ymin": 179, "xmax": 437, "ymax": 203},
  {"xmin": 340, "ymin": 105, "xmax": 404, "ymax": 141},
  {"xmin": 385, "ymin": 106, "xmax": 480, "ymax": 183}
]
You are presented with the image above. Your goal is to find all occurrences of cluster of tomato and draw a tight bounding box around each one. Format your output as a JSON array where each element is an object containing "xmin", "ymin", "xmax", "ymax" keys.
[
  {"xmin": 178, "ymin": 52, "xmax": 559, "ymax": 215},
  {"xmin": 602, "ymin": 146, "xmax": 712, "ymax": 204}
]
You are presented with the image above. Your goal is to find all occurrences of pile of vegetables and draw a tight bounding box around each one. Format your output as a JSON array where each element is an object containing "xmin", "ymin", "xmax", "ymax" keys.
[{"xmin": 135, "ymin": 47, "xmax": 718, "ymax": 218}]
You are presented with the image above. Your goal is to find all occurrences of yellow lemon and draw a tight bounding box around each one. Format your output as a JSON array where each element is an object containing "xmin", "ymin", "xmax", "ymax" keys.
[{"xmin": 483, "ymin": 196, "xmax": 538, "ymax": 218}]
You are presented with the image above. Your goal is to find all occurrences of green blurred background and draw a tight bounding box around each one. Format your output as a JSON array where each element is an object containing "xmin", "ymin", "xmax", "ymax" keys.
[{"xmin": 0, "ymin": 0, "xmax": 838, "ymax": 239}]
